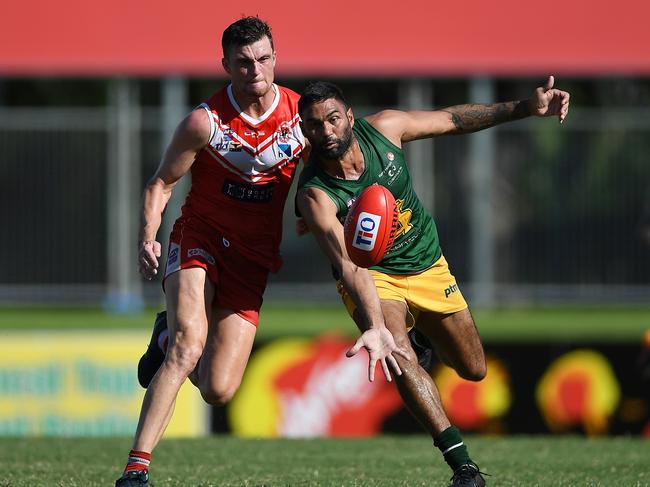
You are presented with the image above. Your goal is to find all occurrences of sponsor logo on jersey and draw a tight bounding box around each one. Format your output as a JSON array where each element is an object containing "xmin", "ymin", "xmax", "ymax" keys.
[
  {"xmin": 378, "ymin": 161, "xmax": 401, "ymax": 184},
  {"xmin": 165, "ymin": 243, "xmax": 181, "ymax": 277},
  {"xmin": 444, "ymin": 282, "xmax": 458, "ymax": 298},
  {"xmin": 352, "ymin": 212, "xmax": 381, "ymax": 251},
  {"xmin": 222, "ymin": 179, "xmax": 276, "ymax": 203},
  {"xmin": 214, "ymin": 128, "xmax": 234, "ymax": 151},
  {"xmin": 188, "ymin": 248, "xmax": 215, "ymax": 266},
  {"xmin": 278, "ymin": 143, "xmax": 292, "ymax": 158}
]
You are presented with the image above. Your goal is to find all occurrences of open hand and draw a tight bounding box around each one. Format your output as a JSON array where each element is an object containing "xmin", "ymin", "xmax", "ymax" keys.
[
  {"xmin": 139, "ymin": 240, "xmax": 162, "ymax": 280},
  {"xmin": 531, "ymin": 75, "xmax": 570, "ymax": 123},
  {"xmin": 346, "ymin": 327, "xmax": 410, "ymax": 382}
]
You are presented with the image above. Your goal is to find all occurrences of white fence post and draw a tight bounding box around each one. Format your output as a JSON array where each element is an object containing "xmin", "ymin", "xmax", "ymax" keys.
[
  {"xmin": 106, "ymin": 78, "xmax": 143, "ymax": 312},
  {"xmin": 468, "ymin": 76, "xmax": 496, "ymax": 307}
]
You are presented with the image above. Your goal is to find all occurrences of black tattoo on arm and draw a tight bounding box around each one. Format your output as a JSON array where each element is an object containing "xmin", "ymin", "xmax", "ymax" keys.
[{"xmin": 442, "ymin": 100, "xmax": 531, "ymax": 134}]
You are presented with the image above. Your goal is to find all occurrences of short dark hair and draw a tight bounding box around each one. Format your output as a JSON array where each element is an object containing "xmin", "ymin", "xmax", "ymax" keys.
[
  {"xmin": 222, "ymin": 16, "xmax": 274, "ymax": 56},
  {"xmin": 299, "ymin": 81, "xmax": 350, "ymax": 116}
]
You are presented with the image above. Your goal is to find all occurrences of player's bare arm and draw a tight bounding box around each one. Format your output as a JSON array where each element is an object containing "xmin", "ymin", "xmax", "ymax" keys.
[
  {"xmin": 138, "ymin": 108, "xmax": 211, "ymax": 279},
  {"xmin": 296, "ymin": 186, "xmax": 408, "ymax": 381},
  {"xmin": 368, "ymin": 75, "xmax": 570, "ymax": 145}
]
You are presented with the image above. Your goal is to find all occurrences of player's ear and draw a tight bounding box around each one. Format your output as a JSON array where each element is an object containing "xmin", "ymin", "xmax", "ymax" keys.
[
  {"xmin": 222, "ymin": 57, "xmax": 231, "ymax": 74},
  {"xmin": 347, "ymin": 107, "xmax": 355, "ymax": 127}
]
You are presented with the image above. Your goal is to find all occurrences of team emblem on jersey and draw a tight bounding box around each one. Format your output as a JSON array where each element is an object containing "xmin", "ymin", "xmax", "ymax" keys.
[
  {"xmin": 276, "ymin": 121, "xmax": 293, "ymax": 158},
  {"xmin": 229, "ymin": 140, "xmax": 242, "ymax": 152},
  {"xmin": 386, "ymin": 152, "xmax": 395, "ymax": 161},
  {"xmin": 394, "ymin": 199, "xmax": 413, "ymax": 238},
  {"xmin": 277, "ymin": 122, "xmax": 292, "ymax": 143}
]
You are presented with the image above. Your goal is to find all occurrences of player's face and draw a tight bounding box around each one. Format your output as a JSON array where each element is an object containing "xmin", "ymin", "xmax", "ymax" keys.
[
  {"xmin": 222, "ymin": 36, "xmax": 276, "ymax": 98},
  {"xmin": 300, "ymin": 98, "xmax": 354, "ymax": 160}
]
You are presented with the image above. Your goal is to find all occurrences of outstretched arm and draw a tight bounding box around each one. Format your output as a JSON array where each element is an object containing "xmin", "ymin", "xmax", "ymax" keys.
[
  {"xmin": 442, "ymin": 75, "xmax": 570, "ymax": 133},
  {"xmin": 367, "ymin": 75, "xmax": 570, "ymax": 145},
  {"xmin": 138, "ymin": 108, "xmax": 210, "ymax": 279},
  {"xmin": 296, "ymin": 187, "xmax": 408, "ymax": 382}
]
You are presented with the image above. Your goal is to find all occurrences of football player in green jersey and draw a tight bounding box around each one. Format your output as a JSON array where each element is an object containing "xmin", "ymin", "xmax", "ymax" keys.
[{"xmin": 296, "ymin": 79, "xmax": 569, "ymax": 487}]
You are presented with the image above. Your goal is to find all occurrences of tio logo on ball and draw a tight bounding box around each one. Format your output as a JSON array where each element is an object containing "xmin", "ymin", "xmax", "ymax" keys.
[{"xmin": 353, "ymin": 212, "xmax": 381, "ymax": 251}]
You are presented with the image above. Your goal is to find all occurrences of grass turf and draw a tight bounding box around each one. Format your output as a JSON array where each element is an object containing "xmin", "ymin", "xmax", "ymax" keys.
[
  {"xmin": 0, "ymin": 435, "xmax": 649, "ymax": 486},
  {"xmin": 0, "ymin": 305, "xmax": 648, "ymax": 343}
]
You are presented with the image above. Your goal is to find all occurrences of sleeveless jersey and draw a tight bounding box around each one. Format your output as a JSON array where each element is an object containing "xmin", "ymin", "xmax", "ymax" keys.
[
  {"xmin": 179, "ymin": 84, "xmax": 305, "ymax": 272},
  {"xmin": 298, "ymin": 118, "xmax": 441, "ymax": 274}
]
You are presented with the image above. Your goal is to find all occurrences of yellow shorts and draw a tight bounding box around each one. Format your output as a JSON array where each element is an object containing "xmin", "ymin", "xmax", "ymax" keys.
[{"xmin": 337, "ymin": 255, "xmax": 468, "ymax": 325}]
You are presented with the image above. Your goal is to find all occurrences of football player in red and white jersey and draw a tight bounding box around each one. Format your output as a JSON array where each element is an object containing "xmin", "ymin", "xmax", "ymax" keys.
[{"xmin": 116, "ymin": 17, "xmax": 405, "ymax": 487}]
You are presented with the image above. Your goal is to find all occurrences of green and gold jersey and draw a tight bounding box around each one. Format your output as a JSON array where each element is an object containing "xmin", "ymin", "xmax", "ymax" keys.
[{"xmin": 298, "ymin": 117, "xmax": 441, "ymax": 274}]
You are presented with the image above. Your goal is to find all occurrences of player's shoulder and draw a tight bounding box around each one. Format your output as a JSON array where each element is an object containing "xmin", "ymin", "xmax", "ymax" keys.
[
  {"xmin": 276, "ymin": 84, "xmax": 301, "ymax": 109},
  {"xmin": 177, "ymin": 108, "xmax": 211, "ymax": 147},
  {"xmin": 276, "ymin": 84, "xmax": 300, "ymax": 99},
  {"xmin": 361, "ymin": 109, "xmax": 408, "ymax": 146},
  {"xmin": 363, "ymin": 109, "xmax": 408, "ymax": 130}
]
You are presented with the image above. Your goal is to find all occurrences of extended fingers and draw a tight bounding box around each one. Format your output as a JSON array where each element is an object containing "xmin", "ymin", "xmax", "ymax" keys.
[
  {"xmin": 380, "ymin": 358, "xmax": 392, "ymax": 383},
  {"xmin": 368, "ymin": 357, "xmax": 377, "ymax": 382},
  {"xmin": 387, "ymin": 353, "xmax": 402, "ymax": 376}
]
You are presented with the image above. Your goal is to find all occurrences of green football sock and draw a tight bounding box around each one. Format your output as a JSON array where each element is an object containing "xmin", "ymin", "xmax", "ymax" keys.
[{"xmin": 433, "ymin": 426, "xmax": 472, "ymax": 471}]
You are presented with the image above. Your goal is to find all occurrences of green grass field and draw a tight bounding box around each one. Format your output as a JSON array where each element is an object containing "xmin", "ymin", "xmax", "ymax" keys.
[
  {"xmin": 1, "ymin": 435, "xmax": 649, "ymax": 486},
  {"xmin": 1, "ymin": 305, "xmax": 648, "ymax": 343}
]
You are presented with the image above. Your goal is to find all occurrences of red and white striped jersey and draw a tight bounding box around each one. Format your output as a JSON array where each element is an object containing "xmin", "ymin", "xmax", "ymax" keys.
[{"xmin": 178, "ymin": 83, "xmax": 305, "ymax": 272}]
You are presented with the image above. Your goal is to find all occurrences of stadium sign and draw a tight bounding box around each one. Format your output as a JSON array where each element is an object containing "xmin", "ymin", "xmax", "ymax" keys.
[
  {"xmin": 0, "ymin": 331, "xmax": 206, "ymax": 437},
  {"xmin": 229, "ymin": 335, "xmax": 402, "ymax": 437}
]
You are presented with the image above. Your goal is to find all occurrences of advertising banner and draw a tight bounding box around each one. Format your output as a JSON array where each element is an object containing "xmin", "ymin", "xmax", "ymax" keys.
[
  {"xmin": 220, "ymin": 336, "xmax": 650, "ymax": 437},
  {"xmin": 0, "ymin": 331, "xmax": 207, "ymax": 437},
  {"xmin": 2, "ymin": 330, "xmax": 647, "ymax": 437}
]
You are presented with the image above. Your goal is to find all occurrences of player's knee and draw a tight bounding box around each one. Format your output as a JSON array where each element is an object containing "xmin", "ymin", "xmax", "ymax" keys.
[
  {"xmin": 199, "ymin": 382, "xmax": 239, "ymax": 407},
  {"xmin": 458, "ymin": 359, "xmax": 487, "ymax": 382},
  {"xmin": 198, "ymin": 374, "xmax": 241, "ymax": 406}
]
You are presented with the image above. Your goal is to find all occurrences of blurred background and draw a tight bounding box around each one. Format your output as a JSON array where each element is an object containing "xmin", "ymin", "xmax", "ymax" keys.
[{"xmin": 1, "ymin": 0, "xmax": 649, "ymax": 439}]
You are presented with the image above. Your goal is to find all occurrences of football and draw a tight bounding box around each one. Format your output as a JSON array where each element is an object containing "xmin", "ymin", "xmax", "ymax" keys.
[{"xmin": 343, "ymin": 184, "xmax": 398, "ymax": 268}]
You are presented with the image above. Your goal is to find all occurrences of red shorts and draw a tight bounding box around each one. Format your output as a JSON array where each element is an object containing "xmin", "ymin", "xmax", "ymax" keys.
[{"xmin": 164, "ymin": 219, "xmax": 269, "ymax": 326}]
